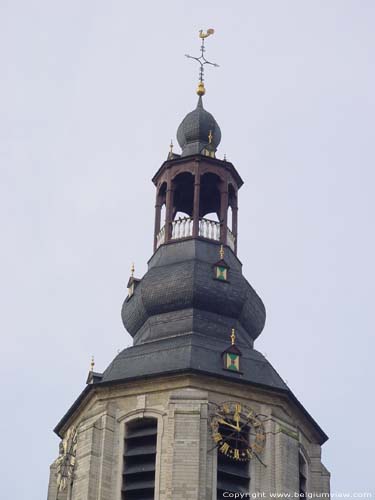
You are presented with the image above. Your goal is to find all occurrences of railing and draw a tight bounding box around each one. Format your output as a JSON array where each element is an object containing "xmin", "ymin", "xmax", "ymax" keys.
[
  {"xmin": 155, "ymin": 217, "xmax": 235, "ymax": 252},
  {"xmin": 199, "ymin": 218, "xmax": 220, "ymax": 241},
  {"xmin": 172, "ymin": 217, "xmax": 193, "ymax": 239}
]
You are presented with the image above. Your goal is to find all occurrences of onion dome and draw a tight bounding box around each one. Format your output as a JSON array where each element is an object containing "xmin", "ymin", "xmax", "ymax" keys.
[{"xmin": 177, "ymin": 96, "xmax": 221, "ymax": 157}]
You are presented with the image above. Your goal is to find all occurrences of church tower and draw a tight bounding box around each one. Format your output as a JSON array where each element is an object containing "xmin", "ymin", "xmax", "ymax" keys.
[{"xmin": 47, "ymin": 31, "xmax": 330, "ymax": 500}]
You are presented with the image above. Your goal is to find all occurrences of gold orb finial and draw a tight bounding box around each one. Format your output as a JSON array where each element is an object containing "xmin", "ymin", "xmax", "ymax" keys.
[
  {"xmin": 197, "ymin": 81, "xmax": 206, "ymax": 96},
  {"xmin": 90, "ymin": 355, "xmax": 95, "ymax": 372},
  {"xmin": 231, "ymin": 328, "xmax": 236, "ymax": 345}
]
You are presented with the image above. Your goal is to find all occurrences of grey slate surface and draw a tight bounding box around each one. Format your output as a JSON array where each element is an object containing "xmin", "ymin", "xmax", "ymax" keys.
[
  {"xmin": 122, "ymin": 239, "xmax": 266, "ymax": 345},
  {"xmin": 101, "ymin": 333, "xmax": 288, "ymax": 392},
  {"xmin": 177, "ymin": 96, "xmax": 221, "ymax": 156}
]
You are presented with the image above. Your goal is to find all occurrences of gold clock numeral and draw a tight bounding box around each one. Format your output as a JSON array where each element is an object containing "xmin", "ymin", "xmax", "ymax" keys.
[
  {"xmin": 213, "ymin": 432, "xmax": 222, "ymax": 443},
  {"xmin": 246, "ymin": 448, "xmax": 254, "ymax": 459},
  {"xmin": 235, "ymin": 403, "xmax": 242, "ymax": 414},
  {"xmin": 247, "ymin": 410, "xmax": 254, "ymax": 418},
  {"xmin": 233, "ymin": 448, "xmax": 240, "ymax": 460},
  {"xmin": 220, "ymin": 442, "xmax": 230, "ymax": 455}
]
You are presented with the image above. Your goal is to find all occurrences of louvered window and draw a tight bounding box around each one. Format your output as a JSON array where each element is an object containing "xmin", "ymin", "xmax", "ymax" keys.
[
  {"xmin": 122, "ymin": 417, "xmax": 157, "ymax": 500},
  {"xmin": 216, "ymin": 424, "xmax": 250, "ymax": 499}
]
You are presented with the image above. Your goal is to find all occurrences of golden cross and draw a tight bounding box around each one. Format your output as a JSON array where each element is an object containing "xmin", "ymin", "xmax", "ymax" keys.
[{"xmin": 231, "ymin": 328, "xmax": 236, "ymax": 345}]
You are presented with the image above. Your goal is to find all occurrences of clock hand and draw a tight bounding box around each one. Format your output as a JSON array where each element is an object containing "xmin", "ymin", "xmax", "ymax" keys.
[
  {"xmin": 217, "ymin": 418, "xmax": 240, "ymax": 431},
  {"xmin": 233, "ymin": 412, "xmax": 241, "ymax": 431}
]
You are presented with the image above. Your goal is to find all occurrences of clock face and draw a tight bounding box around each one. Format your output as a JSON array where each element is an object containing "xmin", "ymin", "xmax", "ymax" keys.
[{"xmin": 210, "ymin": 401, "xmax": 266, "ymax": 461}]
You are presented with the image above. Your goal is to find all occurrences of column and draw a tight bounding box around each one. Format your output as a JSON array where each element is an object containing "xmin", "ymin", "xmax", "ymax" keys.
[
  {"xmin": 220, "ymin": 185, "xmax": 229, "ymax": 245},
  {"xmin": 192, "ymin": 172, "xmax": 201, "ymax": 238},
  {"xmin": 165, "ymin": 179, "xmax": 174, "ymax": 242},
  {"xmin": 232, "ymin": 201, "xmax": 238, "ymax": 254},
  {"xmin": 154, "ymin": 197, "xmax": 162, "ymax": 251}
]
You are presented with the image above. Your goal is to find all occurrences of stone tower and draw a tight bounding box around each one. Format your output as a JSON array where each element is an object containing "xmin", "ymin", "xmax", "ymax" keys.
[{"xmin": 47, "ymin": 40, "xmax": 330, "ymax": 500}]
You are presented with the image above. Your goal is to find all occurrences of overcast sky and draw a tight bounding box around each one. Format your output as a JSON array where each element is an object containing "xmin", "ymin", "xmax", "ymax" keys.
[{"xmin": 1, "ymin": 1, "xmax": 374, "ymax": 498}]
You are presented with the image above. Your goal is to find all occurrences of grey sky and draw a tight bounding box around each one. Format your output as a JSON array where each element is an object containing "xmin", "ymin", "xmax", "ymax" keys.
[{"xmin": 1, "ymin": 1, "xmax": 374, "ymax": 498}]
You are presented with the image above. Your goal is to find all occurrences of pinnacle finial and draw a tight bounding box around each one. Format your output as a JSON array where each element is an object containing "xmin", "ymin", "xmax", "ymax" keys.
[
  {"xmin": 168, "ymin": 140, "xmax": 174, "ymax": 159},
  {"xmin": 231, "ymin": 328, "xmax": 236, "ymax": 345},
  {"xmin": 185, "ymin": 28, "xmax": 219, "ymax": 96},
  {"xmin": 131, "ymin": 263, "xmax": 135, "ymax": 277},
  {"xmin": 219, "ymin": 244, "xmax": 225, "ymax": 260},
  {"xmin": 90, "ymin": 356, "xmax": 95, "ymax": 372}
]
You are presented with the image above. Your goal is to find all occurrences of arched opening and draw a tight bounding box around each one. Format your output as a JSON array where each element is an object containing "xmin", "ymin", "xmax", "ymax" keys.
[
  {"xmin": 199, "ymin": 173, "xmax": 222, "ymax": 242},
  {"xmin": 170, "ymin": 173, "xmax": 194, "ymax": 240},
  {"xmin": 172, "ymin": 172, "xmax": 194, "ymax": 218},
  {"xmin": 199, "ymin": 173, "xmax": 221, "ymax": 219}
]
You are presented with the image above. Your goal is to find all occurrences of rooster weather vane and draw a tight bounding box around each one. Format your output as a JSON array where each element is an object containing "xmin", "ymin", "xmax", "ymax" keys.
[{"xmin": 185, "ymin": 29, "xmax": 219, "ymax": 96}]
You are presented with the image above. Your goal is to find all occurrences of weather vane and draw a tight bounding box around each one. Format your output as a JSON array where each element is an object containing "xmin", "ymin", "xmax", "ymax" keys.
[{"xmin": 185, "ymin": 28, "xmax": 219, "ymax": 96}]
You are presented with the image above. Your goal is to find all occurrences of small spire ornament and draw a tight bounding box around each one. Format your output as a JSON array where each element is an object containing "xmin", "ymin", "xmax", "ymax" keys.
[
  {"xmin": 90, "ymin": 356, "xmax": 95, "ymax": 372},
  {"xmin": 208, "ymin": 130, "xmax": 213, "ymax": 144},
  {"xmin": 168, "ymin": 140, "xmax": 174, "ymax": 158},
  {"xmin": 219, "ymin": 244, "xmax": 225, "ymax": 260},
  {"xmin": 131, "ymin": 263, "xmax": 135, "ymax": 277},
  {"xmin": 231, "ymin": 328, "xmax": 236, "ymax": 345}
]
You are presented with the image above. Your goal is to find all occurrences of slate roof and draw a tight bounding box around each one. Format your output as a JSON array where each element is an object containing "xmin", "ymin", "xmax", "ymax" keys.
[{"xmin": 102, "ymin": 333, "xmax": 287, "ymax": 390}]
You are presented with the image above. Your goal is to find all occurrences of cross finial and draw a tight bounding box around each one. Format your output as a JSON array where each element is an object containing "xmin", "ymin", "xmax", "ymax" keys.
[
  {"xmin": 185, "ymin": 28, "xmax": 219, "ymax": 96},
  {"xmin": 219, "ymin": 244, "xmax": 225, "ymax": 260},
  {"xmin": 131, "ymin": 263, "xmax": 135, "ymax": 277},
  {"xmin": 231, "ymin": 328, "xmax": 236, "ymax": 345},
  {"xmin": 90, "ymin": 355, "xmax": 95, "ymax": 372}
]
